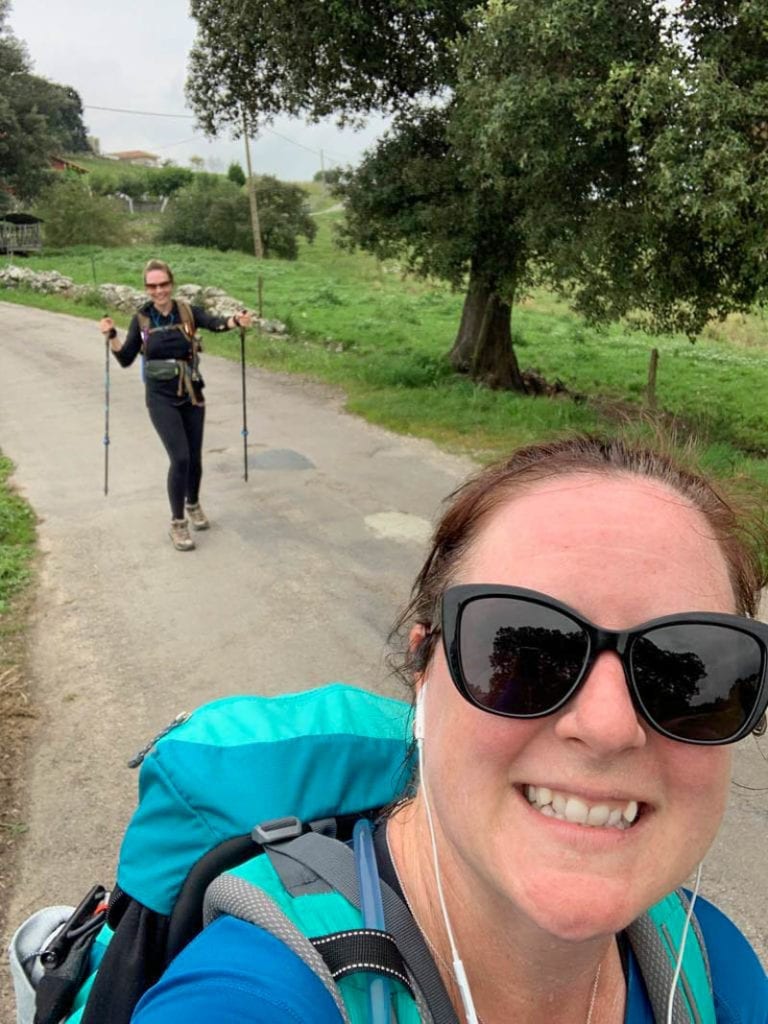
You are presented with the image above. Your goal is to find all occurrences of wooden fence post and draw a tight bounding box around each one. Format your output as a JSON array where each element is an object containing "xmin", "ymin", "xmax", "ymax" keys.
[{"xmin": 646, "ymin": 347, "xmax": 659, "ymax": 409}]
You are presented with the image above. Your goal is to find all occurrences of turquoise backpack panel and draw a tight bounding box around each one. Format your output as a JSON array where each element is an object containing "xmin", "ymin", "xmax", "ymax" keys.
[
  {"xmin": 117, "ymin": 685, "xmax": 413, "ymax": 915},
  {"xmin": 226, "ymin": 852, "xmax": 423, "ymax": 1023},
  {"xmin": 644, "ymin": 893, "xmax": 716, "ymax": 1024}
]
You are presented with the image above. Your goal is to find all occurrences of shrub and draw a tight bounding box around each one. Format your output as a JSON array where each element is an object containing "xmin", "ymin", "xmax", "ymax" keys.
[
  {"xmin": 227, "ymin": 162, "xmax": 246, "ymax": 187},
  {"xmin": 160, "ymin": 174, "xmax": 316, "ymax": 259},
  {"xmin": 34, "ymin": 178, "xmax": 129, "ymax": 247},
  {"xmin": 150, "ymin": 165, "xmax": 194, "ymax": 197}
]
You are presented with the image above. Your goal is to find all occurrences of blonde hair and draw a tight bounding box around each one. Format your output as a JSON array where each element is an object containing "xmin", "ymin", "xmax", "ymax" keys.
[{"xmin": 143, "ymin": 258, "xmax": 174, "ymax": 285}]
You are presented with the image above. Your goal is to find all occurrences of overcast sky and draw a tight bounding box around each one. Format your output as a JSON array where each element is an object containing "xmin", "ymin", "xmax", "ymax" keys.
[{"xmin": 8, "ymin": 0, "xmax": 388, "ymax": 180}]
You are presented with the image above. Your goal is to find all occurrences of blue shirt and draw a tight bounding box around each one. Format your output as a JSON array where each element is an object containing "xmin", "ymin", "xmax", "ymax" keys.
[
  {"xmin": 132, "ymin": 896, "xmax": 767, "ymax": 1023},
  {"xmin": 132, "ymin": 916, "xmax": 343, "ymax": 1023}
]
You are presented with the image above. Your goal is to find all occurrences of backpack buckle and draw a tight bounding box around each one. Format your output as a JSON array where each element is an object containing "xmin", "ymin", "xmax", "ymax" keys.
[{"xmin": 252, "ymin": 816, "xmax": 303, "ymax": 846}]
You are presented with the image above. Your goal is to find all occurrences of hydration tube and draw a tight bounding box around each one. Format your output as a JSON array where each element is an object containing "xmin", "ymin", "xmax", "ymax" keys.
[{"xmin": 353, "ymin": 818, "xmax": 394, "ymax": 1024}]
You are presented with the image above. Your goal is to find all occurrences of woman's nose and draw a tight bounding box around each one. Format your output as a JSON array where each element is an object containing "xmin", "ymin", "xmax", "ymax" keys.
[{"xmin": 554, "ymin": 651, "xmax": 647, "ymax": 754}]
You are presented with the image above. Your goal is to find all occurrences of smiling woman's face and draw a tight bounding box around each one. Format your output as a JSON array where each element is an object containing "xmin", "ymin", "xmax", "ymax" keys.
[
  {"xmin": 144, "ymin": 268, "xmax": 173, "ymax": 302},
  {"xmin": 418, "ymin": 472, "xmax": 734, "ymax": 941}
]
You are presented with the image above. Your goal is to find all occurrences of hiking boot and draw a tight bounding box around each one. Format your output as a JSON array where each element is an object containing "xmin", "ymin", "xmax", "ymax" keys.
[
  {"xmin": 169, "ymin": 518, "xmax": 195, "ymax": 551},
  {"xmin": 186, "ymin": 502, "xmax": 210, "ymax": 530}
]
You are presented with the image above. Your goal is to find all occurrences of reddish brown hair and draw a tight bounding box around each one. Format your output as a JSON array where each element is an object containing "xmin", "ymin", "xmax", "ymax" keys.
[{"xmin": 390, "ymin": 434, "xmax": 767, "ymax": 684}]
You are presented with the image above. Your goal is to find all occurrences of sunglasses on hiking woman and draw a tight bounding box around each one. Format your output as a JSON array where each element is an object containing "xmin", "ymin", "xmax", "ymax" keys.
[{"xmin": 440, "ymin": 584, "xmax": 768, "ymax": 745}]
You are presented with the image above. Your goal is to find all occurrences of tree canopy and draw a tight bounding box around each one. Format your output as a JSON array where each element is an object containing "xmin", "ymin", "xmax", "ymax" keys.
[
  {"xmin": 187, "ymin": 0, "xmax": 472, "ymax": 132},
  {"xmin": 0, "ymin": 0, "xmax": 52, "ymax": 201},
  {"xmin": 188, "ymin": 0, "xmax": 768, "ymax": 390},
  {"xmin": 451, "ymin": 0, "xmax": 768, "ymax": 338},
  {"xmin": 0, "ymin": 0, "xmax": 90, "ymax": 203}
]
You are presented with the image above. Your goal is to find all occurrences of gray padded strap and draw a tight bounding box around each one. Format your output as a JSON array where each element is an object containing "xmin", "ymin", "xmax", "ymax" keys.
[
  {"xmin": 204, "ymin": 873, "xmax": 351, "ymax": 1024},
  {"xmin": 625, "ymin": 892, "xmax": 710, "ymax": 1024},
  {"xmin": 272, "ymin": 831, "xmax": 459, "ymax": 1024}
]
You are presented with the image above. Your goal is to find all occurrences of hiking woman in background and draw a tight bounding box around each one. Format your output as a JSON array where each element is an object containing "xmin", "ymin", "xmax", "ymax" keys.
[
  {"xmin": 130, "ymin": 435, "xmax": 768, "ymax": 1022},
  {"xmin": 99, "ymin": 258, "xmax": 252, "ymax": 551}
]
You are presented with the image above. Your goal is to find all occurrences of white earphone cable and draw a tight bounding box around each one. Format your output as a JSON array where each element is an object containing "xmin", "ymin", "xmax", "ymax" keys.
[
  {"xmin": 416, "ymin": 689, "xmax": 480, "ymax": 1024},
  {"xmin": 665, "ymin": 862, "xmax": 703, "ymax": 1024}
]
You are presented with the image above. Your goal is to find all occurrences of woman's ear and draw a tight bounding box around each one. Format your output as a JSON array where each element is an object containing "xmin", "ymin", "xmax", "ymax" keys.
[
  {"xmin": 408, "ymin": 623, "xmax": 427, "ymax": 652},
  {"xmin": 408, "ymin": 623, "xmax": 432, "ymax": 681}
]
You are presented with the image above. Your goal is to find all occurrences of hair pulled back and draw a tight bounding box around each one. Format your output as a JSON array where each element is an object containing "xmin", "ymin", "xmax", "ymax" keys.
[
  {"xmin": 143, "ymin": 258, "xmax": 174, "ymax": 284},
  {"xmin": 390, "ymin": 434, "xmax": 767, "ymax": 686}
]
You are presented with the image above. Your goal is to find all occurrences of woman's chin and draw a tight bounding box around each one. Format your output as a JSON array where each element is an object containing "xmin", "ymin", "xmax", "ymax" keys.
[{"xmin": 506, "ymin": 876, "xmax": 648, "ymax": 943}]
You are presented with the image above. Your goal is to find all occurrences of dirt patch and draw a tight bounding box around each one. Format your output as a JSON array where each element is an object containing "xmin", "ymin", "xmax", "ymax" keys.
[{"xmin": 0, "ymin": 589, "xmax": 37, "ymax": 944}]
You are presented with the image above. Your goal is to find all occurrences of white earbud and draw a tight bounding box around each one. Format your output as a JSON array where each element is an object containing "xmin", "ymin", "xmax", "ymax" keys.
[{"xmin": 414, "ymin": 684, "xmax": 427, "ymax": 742}]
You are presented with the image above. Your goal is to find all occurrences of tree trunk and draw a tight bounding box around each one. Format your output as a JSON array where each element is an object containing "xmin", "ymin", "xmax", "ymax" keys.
[
  {"xmin": 471, "ymin": 293, "xmax": 525, "ymax": 392},
  {"xmin": 448, "ymin": 271, "xmax": 526, "ymax": 392},
  {"xmin": 448, "ymin": 272, "xmax": 491, "ymax": 373}
]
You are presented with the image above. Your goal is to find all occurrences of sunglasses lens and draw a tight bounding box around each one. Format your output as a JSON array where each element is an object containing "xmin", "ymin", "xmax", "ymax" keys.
[
  {"xmin": 631, "ymin": 624, "xmax": 764, "ymax": 742},
  {"xmin": 458, "ymin": 597, "xmax": 589, "ymax": 715}
]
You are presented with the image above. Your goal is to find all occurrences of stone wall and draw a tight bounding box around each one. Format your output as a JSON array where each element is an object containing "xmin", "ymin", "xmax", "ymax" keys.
[{"xmin": 0, "ymin": 265, "xmax": 286, "ymax": 334}]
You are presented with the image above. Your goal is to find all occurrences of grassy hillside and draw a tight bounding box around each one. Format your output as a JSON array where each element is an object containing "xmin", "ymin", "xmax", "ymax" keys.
[{"xmin": 3, "ymin": 206, "xmax": 767, "ymax": 487}]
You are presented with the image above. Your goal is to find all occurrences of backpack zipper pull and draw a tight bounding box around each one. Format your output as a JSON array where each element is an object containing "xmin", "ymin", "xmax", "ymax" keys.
[{"xmin": 127, "ymin": 712, "xmax": 191, "ymax": 769}]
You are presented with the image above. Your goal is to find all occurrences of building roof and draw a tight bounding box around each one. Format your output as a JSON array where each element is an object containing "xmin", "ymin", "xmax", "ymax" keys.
[
  {"xmin": 107, "ymin": 150, "xmax": 160, "ymax": 161},
  {"xmin": 50, "ymin": 155, "xmax": 89, "ymax": 173},
  {"xmin": 0, "ymin": 213, "xmax": 44, "ymax": 224}
]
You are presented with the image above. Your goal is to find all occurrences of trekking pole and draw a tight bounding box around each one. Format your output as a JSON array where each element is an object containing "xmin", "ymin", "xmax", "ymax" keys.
[
  {"xmin": 239, "ymin": 318, "xmax": 248, "ymax": 482},
  {"xmin": 103, "ymin": 334, "xmax": 110, "ymax": 496}
]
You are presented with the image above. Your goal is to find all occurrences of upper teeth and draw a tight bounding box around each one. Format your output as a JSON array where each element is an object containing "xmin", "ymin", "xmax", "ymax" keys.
[{"xmin": 525, "ymin": 785, "xmax": 639, "ymax": 829}]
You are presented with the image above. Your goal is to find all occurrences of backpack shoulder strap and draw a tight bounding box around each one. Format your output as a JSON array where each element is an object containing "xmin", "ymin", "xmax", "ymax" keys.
[
  {"xmin": 205, "ymin": 871, "xmax": 352, "ymax": 1023},
  {"xmin": 205, "ymin": 830, "xmax": 457, "ymax": 1024},
  {"xmin": 626, "ymin": 889, "xmax": 715, "ymax": 1024},
  {"xmin": 174, "ymin": 298, "xmax": 197, "ymax": 339},
  {"xmin": 269, "ymin": 830, "xmax": 455, "ymax": 1022},
  {"xmin": 136, "ymin": 310, "xmax": 150, "ymax": 354}
]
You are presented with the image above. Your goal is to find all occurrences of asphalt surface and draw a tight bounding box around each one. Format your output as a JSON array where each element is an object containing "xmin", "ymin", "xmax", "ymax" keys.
[{"xmin": 0, "ymin": 302, "xmax": 765, "ymax": 1017}]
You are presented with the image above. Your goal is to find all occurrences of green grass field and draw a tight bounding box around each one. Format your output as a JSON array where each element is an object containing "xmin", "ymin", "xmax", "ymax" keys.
[
  {"xmin": 3, "ymin": 206, "xmax": 767, "ymax": 488},
  {"xmin": 0, "ymin": 456, "xmax": 36, "ymax": 614}
]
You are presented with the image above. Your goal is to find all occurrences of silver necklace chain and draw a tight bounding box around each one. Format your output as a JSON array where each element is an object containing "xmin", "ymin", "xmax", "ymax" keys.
[{"xmin": 386, "ymin": 829, "xmax": 603, "ymax": 1024}]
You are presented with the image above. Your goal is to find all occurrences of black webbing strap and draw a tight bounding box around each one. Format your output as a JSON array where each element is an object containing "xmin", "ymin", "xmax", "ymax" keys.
[
  {"xmin": 310, "ymin": 928, "xmax": 414, "ymax": 992},
  {"xmin": 267, "ymin": 830, "xmax": 459, "ymax": 1024}
]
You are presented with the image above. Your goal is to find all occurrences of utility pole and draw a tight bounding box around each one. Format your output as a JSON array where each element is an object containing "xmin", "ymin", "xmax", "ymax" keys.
[
  {"xmin": 241, "ymin": 110, "xmax": 264, "ymax": 260},
  {"xmin": 319, "ymin": 148, "xmax": 327, "ymax": 189}
]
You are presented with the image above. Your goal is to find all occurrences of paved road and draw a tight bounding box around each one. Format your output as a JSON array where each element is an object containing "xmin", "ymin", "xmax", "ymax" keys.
[{"xmin": 0, "ymin": 303, "xmax": 765, "ymax": 1016}]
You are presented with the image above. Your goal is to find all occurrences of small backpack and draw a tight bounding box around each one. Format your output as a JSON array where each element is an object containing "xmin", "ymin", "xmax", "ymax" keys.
[{"xmin": 10, "ymin": 684, "xmax": 716, "ymax": 1024}]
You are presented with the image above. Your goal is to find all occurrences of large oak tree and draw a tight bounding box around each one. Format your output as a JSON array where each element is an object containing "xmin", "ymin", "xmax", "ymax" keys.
[{"xmin": 187, "ymin": 0, "xmax": 768, "ymax": 390}]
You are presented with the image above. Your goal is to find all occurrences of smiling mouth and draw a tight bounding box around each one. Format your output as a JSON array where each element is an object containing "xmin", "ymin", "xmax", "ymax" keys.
[{"xmin": 523, "ymin": 784, "xmax": 641, "ymax": 830}]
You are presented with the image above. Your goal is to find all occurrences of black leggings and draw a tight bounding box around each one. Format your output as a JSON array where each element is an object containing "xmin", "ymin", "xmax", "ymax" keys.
[{"xmin": 147, "ymin": 399, "xmax": 205, "ymax": 520}]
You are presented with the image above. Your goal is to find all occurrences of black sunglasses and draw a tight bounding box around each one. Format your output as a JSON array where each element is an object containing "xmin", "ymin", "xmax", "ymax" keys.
[
  {"xmin": 146, "ymin": 281, "xmax": 172, "ymax": 290},
  {"xmin": 440, "ymin": 585, "xmax": 768, "ymax": 746}
]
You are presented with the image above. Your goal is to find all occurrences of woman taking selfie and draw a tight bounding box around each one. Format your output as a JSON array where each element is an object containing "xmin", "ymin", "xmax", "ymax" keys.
[{"xmin": 123, "ymin": 436, "xmax": 768, "ymax": 1021}]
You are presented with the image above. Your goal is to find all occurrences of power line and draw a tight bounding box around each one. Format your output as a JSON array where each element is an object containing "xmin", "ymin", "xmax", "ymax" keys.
[
  {"xmin": 153, "ymin": 136, "xmax": 201, "ymax": 151},
  {"xmin": 84, "ymin": 104, "xmax": 194, "ymax": 119},
  {"xmin": 83, "ymin": 102, "xmax": 355, "ymax": 164},
  {"xmin": 262, "ymin": 123, "xmax": 323, "ymax": 156}
]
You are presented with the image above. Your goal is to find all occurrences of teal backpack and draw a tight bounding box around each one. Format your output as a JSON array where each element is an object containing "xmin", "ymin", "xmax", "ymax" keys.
[{"xmin": 21, "ymin": 684, "xmax": 716, "ymax": 1024}]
